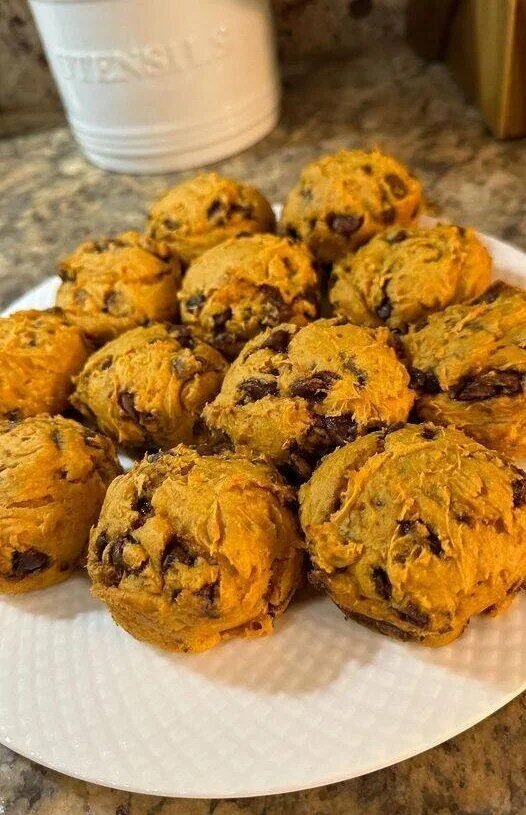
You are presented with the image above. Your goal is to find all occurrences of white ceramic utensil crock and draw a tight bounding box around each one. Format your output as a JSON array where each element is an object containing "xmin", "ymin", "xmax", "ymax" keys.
[{"xmin": 29, "ymin": 0, "xmax": 280, "ymax": 173}]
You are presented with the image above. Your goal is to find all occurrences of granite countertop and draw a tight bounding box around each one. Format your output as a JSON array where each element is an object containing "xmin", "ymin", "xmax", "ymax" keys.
[{"xmin": 0, "ymin": 37, "xmax": 525, "ymax": 815}]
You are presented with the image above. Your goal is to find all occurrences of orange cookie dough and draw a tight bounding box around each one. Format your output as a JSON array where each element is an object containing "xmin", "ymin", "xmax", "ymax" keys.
[
  {"xmin": 204, "ymin": 318, "xmax": 414, "ymax": 479},
  {"xmin": 281, "ymin": 149, "xmax": 422, "ymax": 263},
  {"xmin": 88, "ymin": 446, "xmax": 303, "ymax": 653},
  {"xmin": 179, "ymin": 234, "xmax": 320, "ymax": 358},
  {"xmin": 403, "ymin": 281, "xmax": 526, "ymax": 457},
  {"xmin": 299, "ymin": 423, "xmax": 526, "ymax": 646},
  {"xmin": 56, "ymin": 231, "xmax": 182, "ymax": 345},
  {"xmin": 0, "ymin": 308, "xmax": 90, "ymax": 420},
  {"xmin": 147, "ymin": 172, "xmax": 276, "ymax": 266},
  {"xmin": 330, "ymin": 224, "xmax": 491, "ymax": 331},
  {"xmin": 0, "ymin": 415, "xmax": 121, "ymax": 594},
  {"xmin": 71, "ymin": 323, "xmax": 228, "ymax": 451}
]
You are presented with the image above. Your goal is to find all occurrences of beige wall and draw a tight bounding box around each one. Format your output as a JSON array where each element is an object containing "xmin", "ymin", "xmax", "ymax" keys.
[{"xmin": 0, "ymin": 0, "xmax": 406, "ymax": 135}]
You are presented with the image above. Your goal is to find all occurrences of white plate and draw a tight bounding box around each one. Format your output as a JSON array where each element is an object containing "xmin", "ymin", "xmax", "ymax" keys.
[{"xmin": 0, "ymin": 223, "xmax": 525, "ymax": 799}]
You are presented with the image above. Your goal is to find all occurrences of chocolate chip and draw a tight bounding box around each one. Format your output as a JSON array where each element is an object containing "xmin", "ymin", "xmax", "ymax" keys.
[
  {"xmin": 421, "ymin": 426, "xmax": 438, "ymax": 440},
  {"xmin": 258, "ymin": 285, "xmax": 288, "ymax": 328},
  {"xmin": 339, "ymin": 353, "xmax": 367, "ymax": 385},
  {"xmin": 396, "ymin": 603, "xmax": 429, "ymax": 628},
  {"xmin": 207, "ymin": 199, "xmax": 223, "ymax": 219},
  {"xmin": 380, "ymin": 208, "xmax": 396, "ymax": 225},
  {"xmin": 385, "ymin": 229, "xmax": 408, "ymax": 244},
  {"xmin": 426, "ymin": 526, "xmax": 444, "ymax": 557},
  {"xmin": 95, "ymin": 532, "xmax": 109, "ymax": 560},
  {"xmin": 452, "ymin": 370, "xmax": 524, "ymax": 402},
  {"xmin": 385, "ymin": 173, "xmax": 408, "ymax": 199},
  {"xmin": 285, "ymin": 225, "xmax": 300, "ymax": 241},
  {"xmin": 132, "ymin": 494, "xmax": 153, "ymax": 517},
  {"xmin": 409, "ymin": 367, "xmax": 441, "ymax": 394},
  {"xmin": 169, "ymin": 325, "xmax": 196, "ymax": 349},
  {"xmin": 118, "ymin": 391, "xmax": 140, "ymax": 422},
  {"xmin": 322, "ymin": 413, "xmax": 357, "ymax": 445},
  {"xmin": 4, "ymin": 409, "xmax": 21, "ymax": 423},
  {"xmin": 383, "ymin": 421, "xmax": 406, "ymax": 436},
  {"xmin": 99, "ymin": 356, "xmax": 112, "ymax": 371},
  {"xmin": 197, "ymin": 582, "xmax": 220, "ymax": 609},
  {"xmin": 375, "ymin": 281, "xmax": 392, "ymax": 321},
  {"xmin": 260, "ymin": 328, "xmax": 292, "ymax": 354},
  {"xmin": 162, "ymin": 537, "xmax": 197, "ymax": 570},
  {"xmin": 362, "ymin": 163, "xmax": 373, "ymax": 175},
  {"xmin": 455, "ymin": 512, "xmax": 474, "ymax": 526},
  {"xmin": 290, "ymin": 370, "xmax": 341, "ymax": 402},
  {"xmin": 326, "ymin": 212, "xmax": 364, "ymax": 237},
  {"xmin": 50, "ymin": 428, "xmax": 63, "ymax": 449},
  {"xmin": 398, "ymin": 519, "xmax": 416, "ymax": 536},
  {"xmin": 512, "ymin": 477, "xmax": 526, "ymax": 508},
  {"xmin": 185, "ymin": 292, "xmax": 206, "ymax": 313},
  {"xmin": 212, "ymin": 308, "xmax": 232, "ymax": 333},
  {"xmin": 163, "ymin": 218, "xmax": 180, "ymax": 230},
  {"xmin": 237, "ymin": 378, "xmax": 279, "ymax": 405},
  {"xmin": 102, "ymin": 290, "xmax": 119, "ymax": 313},
  {"xmin": 108, "ymin": 538, "xmax": 127, "ymax": 573},
  {"xmin": 471, "ymin": 281, "xmax": 508, "ymax": 305},
  {"xmin": 11, "ymin": 548, "xmax": 50, "ymax": 577},
  {"xmin": 372, "ymin": 566, "xmax": 392, "ymax": 600}
]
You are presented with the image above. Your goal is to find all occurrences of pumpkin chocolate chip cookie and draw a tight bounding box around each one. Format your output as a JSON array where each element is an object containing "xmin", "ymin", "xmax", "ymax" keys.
[
  {"xmin": 56, "ymin": 231, "xmax": 182, "ymax": 345},
  {"xmin": 299, "ymin": 423, "xmax": 526, "ymax": 646},
  {"xmin": 0, "ymin": 308, "xmax": 90, "ymax": 420},
  {"xmin": 204, "ymin": 318, "xmax": 414, "ymax": 480},
  {"xmin": 179, "ymin": 234, "xmax": 320, "ymax": 359},
  {"xmin": 147, "ymin": 172, "xmax": 276, "ymax": 267},
  {"xmin": 403, "ymin": 281, "xmax": 526, "ymax": 457},
  {"xmin": 281, "ymin": 149, "xmax": 422, "ymax": 264},
  {"xmin": 0, "ymin": 415, "xmax": 121, "ymax": 594},
  {"xmin": 330, "ymin": 224, "xmax": 491, "ymax": 332},
  {"xmin": 88, "ymin": 445, "xmax": 303, "ymax": 653},
  {"xmin": 71, "ymin": 323, "xmax": 228, "ymax": 451}
]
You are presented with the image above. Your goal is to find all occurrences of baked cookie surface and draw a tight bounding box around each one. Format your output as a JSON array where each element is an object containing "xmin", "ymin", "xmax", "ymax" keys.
[
  {"xmin": 299, "ymin": 423, "xmax": 526, "ymax": 646},
  {"xmin": 204, "ymin": 318, "xmax": 414, "ymax": 479},
  {"xmin": 0, "ymin": 415, "xmax": 121, "ymax": 594},
  {"xmin": 0, "ymin": 308, "xmax": 90, "ymax": 420},
  {"xmin": 281, "ymin": 149, "xmax": 422, "ymax": 263},
  {"xmin": 147, "ymin": 172, "xmax": 276, "ymax": 266},
  {"xmin": 71, "ymin": 323, "xmax": 228, "ymax": 451},
  {"xmin": 56, "ymin": 231, "xmax": 182, "ymax": 345},
  {"xmin": 88, "ymin": 446, "xmax": 303, "ymax": 653},
  {"xmin": 403, "ymin": 281, "xmax": 526, "ymax": 456},
  {"xmin": 330, "ymin": 224, "xmax": 491, "ymax": 331},
  {"xmin": 179, "ymin": 234, "xmax": 320, "ymax": 358}
]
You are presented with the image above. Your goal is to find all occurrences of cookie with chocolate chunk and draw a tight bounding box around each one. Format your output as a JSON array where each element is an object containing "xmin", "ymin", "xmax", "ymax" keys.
[
  {"xmin": 179, "ymin": 234, "xmax": 320, "ymax": 359},
  {"xmin": 403, "ymin": 281, "xmax": 526, "ymax": 456},
  {"xmin": 88, "ymin": 445, "xmax": 303, "ymax": 653},
  {"xmin": 147, "ymin": 172, "xmax": 276, "ymax": 267},
  {"xmin": 299, "ymin": 423, "xmax": 526, "ymax": 646},
  {"xmin": 0, "ymin": 308, "xmax": 90, "ymax": 420},
  {"xmin": 56, "ymin": 231, "xmax": 182, "ymax": 345},
  {"xmin": 281, "ymin": 149, "xmax": 422, "ymax": 264},
  {"xmin": 330, "ymin": 224, "xmax": 491, "ymax": 331},
  {"xmin": 0, "ymin": 415, "xmax": 121, "ymax": 594},
  {"xmin": 71, "ymin": 323, "xmax": 228, "ymax": 451},
  {"xmin": 204, "ymin": 318, "xmax": 414, "ymax": 480}
]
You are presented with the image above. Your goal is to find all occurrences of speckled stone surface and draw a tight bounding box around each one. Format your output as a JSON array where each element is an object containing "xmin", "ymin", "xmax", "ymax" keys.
[{"xmin": 0, "ymin": 36, "xmax": 525, "ymax": 815}]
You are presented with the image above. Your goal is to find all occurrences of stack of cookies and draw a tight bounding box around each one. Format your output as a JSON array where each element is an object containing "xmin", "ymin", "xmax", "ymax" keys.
[{"xmin": 0, "ymin": 151, "xmax": 524, "ymax": 653}]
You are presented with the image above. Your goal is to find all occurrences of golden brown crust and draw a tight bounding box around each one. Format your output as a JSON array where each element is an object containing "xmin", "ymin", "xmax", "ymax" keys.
[
  {"xmin": 330, "ymin": 224, "xmax": 492, "ymax": 331},
  {"xmin": 204, "ymin": 318, "xmax": 414, "ymax": 478},
  {"xmin": 147, "ymin": 172, "xmax": 276, "ymax": 266},
  {"xmin": 56, "ymin": 231, "xmax": 182, "ymax": 345},
  {"xmin": 403, "ymin": 281, "xmax": 526, "ymax": 456},
  {"xmin": 179, "ymin": 234, "xmax": 320, "ymax": 359},
  {"xmin": 71, "ymin": 323, "xmax": 228, "ymax": 451},
  {"xmin": 0, "ymin": 415, "xmax": 121, "ymax": 594},
  {"xmin": 88, "ymin": 446, "xmax": 304, "ymax": 653},
  {"xmin": 0, "ymin": 308, "xmax": 90, "ymax": 420},
  {"xmin": 299, "ymin": 423, "xmax": 526, "ymax": 646},
  {"xmin": 281, "ymin": 149, "xmax": 422, "ymax": 263}
]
